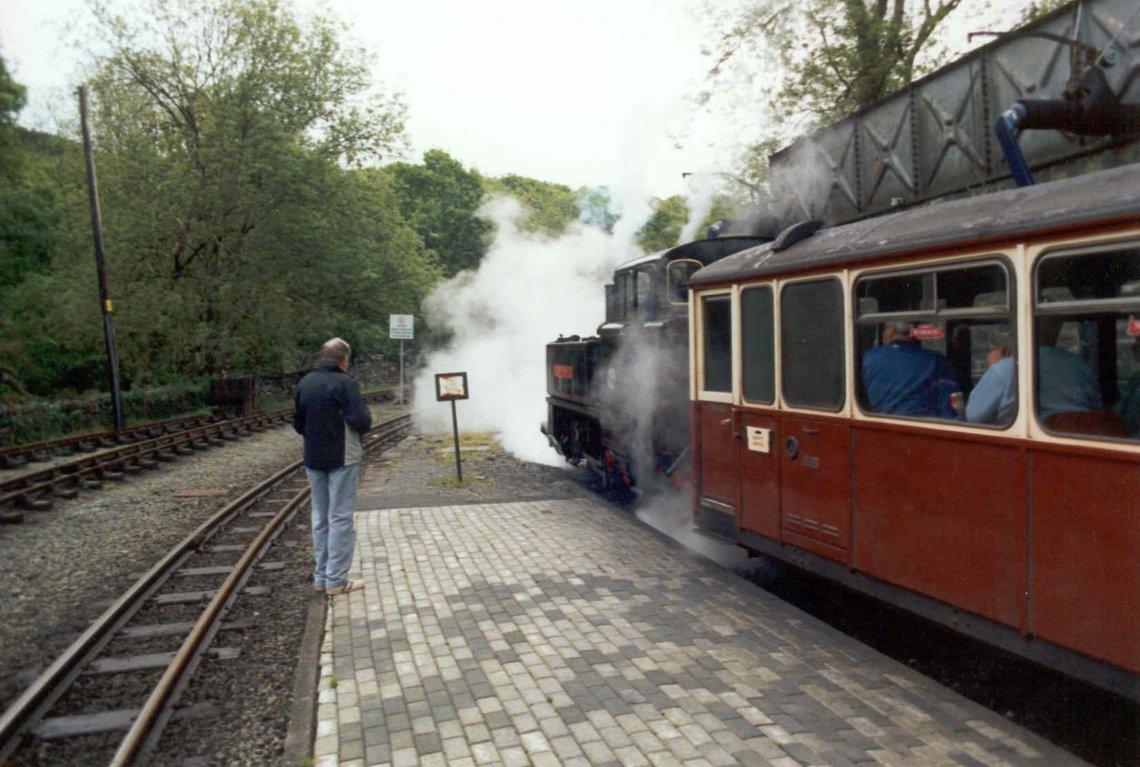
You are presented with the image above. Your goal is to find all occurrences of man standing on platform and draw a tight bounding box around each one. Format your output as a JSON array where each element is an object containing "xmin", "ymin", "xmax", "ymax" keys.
[{"xmin": 293, "ymin": 337, "xmax": 371, "ymax": 596}]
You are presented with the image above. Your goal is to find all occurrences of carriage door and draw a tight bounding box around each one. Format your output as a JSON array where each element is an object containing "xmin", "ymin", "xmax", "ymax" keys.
[
  {"xmin": 778, "ymin": 279, "xmax": 851, "ymax": 562},
  {"xmin": 738, "ymin": 286, "xmax": 779, "ymax": 540},
  {"xmin": 695, "ymin": 292, "xmax": 739, "ymax": 537}
]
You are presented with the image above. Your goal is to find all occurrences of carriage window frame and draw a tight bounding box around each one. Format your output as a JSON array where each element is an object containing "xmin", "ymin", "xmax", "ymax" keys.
[
  {"xmin": 853, "ymin": 258, "xmax": 1015, "ymax": 426},
  {"xmin": 780, "ymin": 277, "xmax": 845, "ymax": 411},
  {"xmin": 698, "ymin": 292, "xmax": 734, "ymax": 398},
  {"xmin": 741, "ymin": 285, "xmax": 775, "ymax": 405},
  {"xmin": 667, "ymin": 259, "xmax": 703, "ymax": 305},
  {"xmin": 1033, "ymin": 241, "xmax": 1140, "ymax": 441}
]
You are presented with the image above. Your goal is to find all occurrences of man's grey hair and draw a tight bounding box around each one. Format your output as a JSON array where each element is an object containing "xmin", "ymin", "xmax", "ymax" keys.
[{"xmin": 318, "ymin": 337, "xmax": 351, "ymax": 365}]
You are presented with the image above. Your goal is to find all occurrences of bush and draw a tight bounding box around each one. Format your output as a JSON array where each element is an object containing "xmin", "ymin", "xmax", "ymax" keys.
[{"xmin": 0, "ymin": 381, "xmax": 210, "ymax": 446}]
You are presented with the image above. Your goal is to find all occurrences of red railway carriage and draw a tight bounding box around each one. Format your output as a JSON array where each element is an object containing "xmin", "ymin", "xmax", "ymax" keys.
[{"xmin": 687, "ymin": 163, "xmax": 1140, "ymax": 701}]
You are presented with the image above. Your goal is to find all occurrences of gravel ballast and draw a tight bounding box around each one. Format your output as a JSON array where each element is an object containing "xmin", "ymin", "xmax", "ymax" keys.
[{"xmin": 0, "ymin": 420, "xmax": 314, "ymax": 711}]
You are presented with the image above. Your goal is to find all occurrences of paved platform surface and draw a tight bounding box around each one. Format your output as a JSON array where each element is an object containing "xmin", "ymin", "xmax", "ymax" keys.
[{"xmin": 310, "ymin": 494, "xmax": 1087, "ymax": 767}]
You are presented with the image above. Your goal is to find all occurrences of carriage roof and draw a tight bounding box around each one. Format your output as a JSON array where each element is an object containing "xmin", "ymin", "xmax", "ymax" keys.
[{"xmin": 688, "ymin": 162, "xmax": 1140, "ymax": 287}]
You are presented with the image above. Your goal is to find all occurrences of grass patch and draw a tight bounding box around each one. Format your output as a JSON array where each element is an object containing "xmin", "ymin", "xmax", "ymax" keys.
[
  {"xmin": 426, "ymin": 431, "xmax": 499, "ymax": 467},
  {"xmin": 422, "ymin": 431, "xmax": 498, "ymax": 449}
]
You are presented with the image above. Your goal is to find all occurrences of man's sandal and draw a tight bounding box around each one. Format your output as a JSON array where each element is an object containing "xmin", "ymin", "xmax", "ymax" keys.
[{"xmin": 326, "ymin": 579, "xmax": 364, "ymax": 596}]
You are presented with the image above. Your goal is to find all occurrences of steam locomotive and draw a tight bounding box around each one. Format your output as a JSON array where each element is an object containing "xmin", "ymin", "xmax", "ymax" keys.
[{"xmin": 541, "ymin": 232, "xmax": 771, "ymax": 490}]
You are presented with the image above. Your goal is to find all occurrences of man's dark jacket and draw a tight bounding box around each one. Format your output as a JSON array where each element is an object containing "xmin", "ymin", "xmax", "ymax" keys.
[{"xmin": 293, "ymin": 362, "xmax": 372, "ymax": 470}]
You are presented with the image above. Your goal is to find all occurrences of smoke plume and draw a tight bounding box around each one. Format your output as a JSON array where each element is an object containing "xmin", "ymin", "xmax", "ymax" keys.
[{"xmin": 411, "ymin": 195, "xmax": 638, "ymax": 463}]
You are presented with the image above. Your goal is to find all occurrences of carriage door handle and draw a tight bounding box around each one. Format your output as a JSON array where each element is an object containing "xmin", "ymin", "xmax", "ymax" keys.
[
  {"xmin": 802, "ymin": 427, "xmax": 820, "ymax": 435},
  {"xmin": 720, "ymin": 416, "xmax": 740, "ymax": 439}
]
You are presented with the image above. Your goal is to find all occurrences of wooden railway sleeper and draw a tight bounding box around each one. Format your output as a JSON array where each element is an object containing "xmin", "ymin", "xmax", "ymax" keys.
[{"xmin": 17, "ymin": 493, "xmax": 53, "ymax": 511}]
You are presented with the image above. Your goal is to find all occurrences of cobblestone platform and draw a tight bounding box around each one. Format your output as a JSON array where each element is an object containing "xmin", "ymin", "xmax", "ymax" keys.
[{"xmin": 311, "ymin": 496, "xmax": 1086, "ymax": 767}]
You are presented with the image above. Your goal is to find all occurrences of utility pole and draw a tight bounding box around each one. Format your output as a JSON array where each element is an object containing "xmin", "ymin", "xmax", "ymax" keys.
[{"xmin": 79, "ymin": 86, "xmax": 125, "ymax": 431}]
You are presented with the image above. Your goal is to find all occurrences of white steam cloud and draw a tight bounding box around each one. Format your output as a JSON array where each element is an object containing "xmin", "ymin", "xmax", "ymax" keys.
[
  {"xmin": 411, "ymin": 195, "xmax": 641, "ymax": 464},
  {"xmin": 635, "ymin": 490, "xmax": 753, "ymax": 572},
  {"xmin": 678, "ymin": 172, "xmax": 721, "ymax": 244}
]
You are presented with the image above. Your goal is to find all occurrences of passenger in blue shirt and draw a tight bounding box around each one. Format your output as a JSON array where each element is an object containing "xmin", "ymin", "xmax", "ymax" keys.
[
  {"xmin": 966, "ymin": 345, "xmax": 1017, "ymax": 425},
  {"xmin": 966, "ymin": 319, "xmax": 1102, "ymax": 425},
  {"xmin": 862, "ymin": 321, "xmax": 960, "ymax": 419}
]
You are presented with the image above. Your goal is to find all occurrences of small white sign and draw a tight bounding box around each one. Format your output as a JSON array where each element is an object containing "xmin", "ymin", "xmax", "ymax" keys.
[
  {"xmin": 389, "ymin": 314, "xmax": 414, "ymax": 340},
  {"xmin": 746, "ymin": 426, "xmax": 771, "ymax": 453}
]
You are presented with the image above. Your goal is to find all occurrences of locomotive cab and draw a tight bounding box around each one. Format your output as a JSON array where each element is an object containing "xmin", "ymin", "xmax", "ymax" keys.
[{"xmin": 543, "ymin": 235, "xmax": 771, "ymax": 489}]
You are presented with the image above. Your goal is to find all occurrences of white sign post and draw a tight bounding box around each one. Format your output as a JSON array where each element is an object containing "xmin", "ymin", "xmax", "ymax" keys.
[{"xmin": 389, "ymin": 314, "xmax": 414, "ymax": 404}]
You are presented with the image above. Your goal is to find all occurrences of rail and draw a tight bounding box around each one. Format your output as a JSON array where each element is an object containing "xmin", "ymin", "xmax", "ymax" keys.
[
  {"xmin": 0, "ymin": 391, "xmax": 393, "ymax": 522},
  {"xmin": 0, "ymin": 413, "xmax": 412, "ymax": 765}
]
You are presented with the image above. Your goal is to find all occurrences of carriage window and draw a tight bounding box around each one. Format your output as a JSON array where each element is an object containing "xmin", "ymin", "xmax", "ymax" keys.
[
  {"xmin": 667, "ymin": 260, "xmax": 701, "ymax": 304},
  {"xmin": 742, "ymin": 286, "xmax": 775, "ymax": 404},
  {"xmin": 855, "ymin": 261, "xmax": 1013, "ymax": 425},
  {"xmin": 701, "ymin": 294, "xmax": 732, "ymax": 393},
  {"xmin": 781, "ymin": 279, "xmax": 844, "ymax": 410},
  {"xmin": 1035, "ymin": 246, "xmax": 1140, "ymax": 439}
]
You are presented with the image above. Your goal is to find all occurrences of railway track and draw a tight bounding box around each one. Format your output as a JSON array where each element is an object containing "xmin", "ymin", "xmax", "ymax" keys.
[
  {"xmin": 0, "ymin": 413, "xmax": 410, "ymax": 766},
  {"xmin": 0, "ymin": 414, "xmax": 225, "ymax": 471},
  {"xmin": 0, "ymin": 393, "xmax": 391, "ymax": 524}
]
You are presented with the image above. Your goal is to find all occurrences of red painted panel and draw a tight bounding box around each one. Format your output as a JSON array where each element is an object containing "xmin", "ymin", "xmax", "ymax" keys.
[
  {"xmin": 1031, "ymin": 451, "xmax": 1140, "ymax": 674},
  {"xmin": 780, "ymin": 418, "xmax": 850, "ymax": 562},
  {"xmin": 697, "ymin": 402, "xmax": 739, "ymax": 509},
  {"xmin": 853, "ymin": 428, "xmax": 1026, "ymax": 628},
  {"xmin": 740, "ymin": 413, "xmax": 779, "ymax": 540}
]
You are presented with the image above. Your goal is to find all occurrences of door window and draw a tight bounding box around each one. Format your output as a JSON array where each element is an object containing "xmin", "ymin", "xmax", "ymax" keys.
[
  {"xmin": 781, "ymin": 279, "xmax": 844, "ymax": 410},
  {"xmin": 701, "ymin": 294, "xmax": 732, "ymax": 394},
  {"xmin": 742, "ymin": 286, "xmax": 775, "ymax": 404}
]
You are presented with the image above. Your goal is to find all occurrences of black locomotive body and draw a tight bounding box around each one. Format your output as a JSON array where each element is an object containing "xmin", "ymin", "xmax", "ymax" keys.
[{"xmin": 542, "ymin": 235, "xmax": 769, "ymax": 489}]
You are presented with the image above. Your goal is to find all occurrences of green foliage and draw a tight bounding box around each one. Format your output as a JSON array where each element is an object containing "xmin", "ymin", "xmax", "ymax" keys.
[
  {"xmin": 0, "ymin": 53, "xmax": 26, "ymax": 131},
  {"xmin": 0, "ymin": 52, "xmax": 28, "ymax": 183},
  {"xmin": 695, "ymin": 193, "xmax": 751, "ymax": 238},
  {"xmin": 0, "ymin": 0, "xmax": 442, "ymax": 397},
  {"xmin": 1019, "ymin": 0, "xmax": 1069, "ymax": 22},
  {"xmin": 384, "ymin": 149, "xmax": 492, "ymax": 277},
  {"xmin": 0, "ymin": 149, "xmax": 61, "ymax": 288},
  {"xmin": 485, "ymin": 174, "xmax": 579, "ymax": 236},
  {"xmin": 0, "ymin": 381, "xmax": 209, "ymax": 445},
  {"xmin": 704, "ymin": 0, "xmax": 965, "ymax": 125},
  {"xmin": 636, "ymin": 195, "xmax": 689, "ymax": 252},
  {"xmin": 576, "ymin": 186, "xmax": 619, "ymax": 233},
  {"xmin": 80, "ymin": 0, "xmax": 417, "ymax": 377}
]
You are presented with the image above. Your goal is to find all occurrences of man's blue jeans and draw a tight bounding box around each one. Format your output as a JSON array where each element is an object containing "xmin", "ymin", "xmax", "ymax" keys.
[{"xmin": 306, "ymin": 464, "xmax": 359, "ymax": 590}]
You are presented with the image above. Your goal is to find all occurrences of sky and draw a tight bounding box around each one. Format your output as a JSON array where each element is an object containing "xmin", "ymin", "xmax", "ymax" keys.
[
  {"xmin": 0, "ymin": 0, "xmax": 1029, "ymax": 198},
  {"xmin": 0, "ymin": 0, "xmax": 751, "ymax": 198}
]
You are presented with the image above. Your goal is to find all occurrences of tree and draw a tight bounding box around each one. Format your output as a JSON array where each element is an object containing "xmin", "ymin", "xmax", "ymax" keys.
[
  {"xmin": 485, "ymin": 174, "xmax": 579, "ymax": 236},
  {"xmin": 80, "ymin": 0, "xmax": 411, "ymax": 377},
  {"xmin": 0, "ymin": 53, "xmax": 28, "ymax": 179},
  {"xmin": 576, "ymin": 186, "xmax": 619, "ymax": 234},
  {"xmin": 384, "ymin": 150, "xmax": 492, "ymax": 277},
  {"xmin": 0, "ymin": 54, "xmax": 25, "ymax": 129},
  {"xmin": 703, "ymin": 0, "xmax": 967, "ymax": 125},
  {"xmin": 636, "ymin": 196, "xmax": 689, "ymax": 253}
]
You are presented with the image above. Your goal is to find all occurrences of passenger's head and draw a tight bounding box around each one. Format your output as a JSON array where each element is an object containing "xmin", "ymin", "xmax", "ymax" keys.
[
  {"xmin": 883, "ymin": 320, "xmax": 913, "ymax": 344},
  {"xmin": 318, "ymin": 337, "xmax": 352, "ymax": 371}
]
